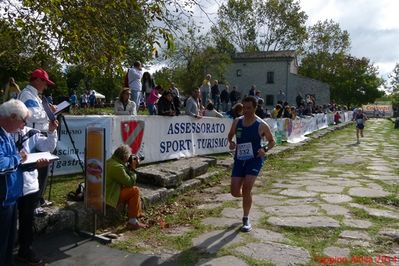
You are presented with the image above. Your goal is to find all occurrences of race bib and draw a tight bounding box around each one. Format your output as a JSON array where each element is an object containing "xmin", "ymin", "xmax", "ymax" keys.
[
  {"xmin": 356, "ymin": 118, "xmax": 364, "ymax": 124},
  {"xmin": 237, "ymin": 142, "xmax": 254, "ymax": 160}
]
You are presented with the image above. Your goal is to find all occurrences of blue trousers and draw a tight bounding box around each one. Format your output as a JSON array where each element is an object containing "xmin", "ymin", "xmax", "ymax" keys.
[{"xmin": 0, "ymin": 203, "xmax": 17, "ymax": 266}]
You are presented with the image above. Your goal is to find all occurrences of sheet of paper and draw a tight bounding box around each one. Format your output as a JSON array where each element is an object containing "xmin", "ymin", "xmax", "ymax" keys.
[
  {"xmin": 22, "ymin": 152, "xmax": 59, "ymax": 165},
  {"xmin": 54, "ymin": 101, "xmax": 71, "ymax": 115}
]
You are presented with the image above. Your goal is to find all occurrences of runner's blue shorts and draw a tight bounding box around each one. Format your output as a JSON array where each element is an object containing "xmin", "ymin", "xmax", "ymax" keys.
[
  {"xmin": 356, "ymin": 123, "xmax": 364, "ymax": 129},
  {"xmin": 231, "ymin": 157, "xmax": 265, "ymax": 177}
]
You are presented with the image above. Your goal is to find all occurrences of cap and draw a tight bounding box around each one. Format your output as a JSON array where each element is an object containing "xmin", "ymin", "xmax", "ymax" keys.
[{"xmin": 31, "ymin": 68, "xmax": 55, "ymax": 86}]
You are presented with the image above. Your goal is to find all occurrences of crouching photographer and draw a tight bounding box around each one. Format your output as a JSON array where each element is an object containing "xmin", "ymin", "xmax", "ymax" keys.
[{"xmin": 105, "ymin": 144, "xmax": 146, "ymax": 230}]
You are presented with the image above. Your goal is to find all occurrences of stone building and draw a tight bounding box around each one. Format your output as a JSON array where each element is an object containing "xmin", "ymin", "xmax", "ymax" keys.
[{"xmin": 223, "ymin": 50, "xmax": 330, "ymax": 108}]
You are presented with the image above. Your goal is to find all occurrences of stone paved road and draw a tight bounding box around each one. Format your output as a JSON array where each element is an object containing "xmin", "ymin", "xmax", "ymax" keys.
[
  {"xmin": 192, "ymin": 119, "xmax": 399, "ymax": 266},
  {"xmin": 28, "ymin": 119, "xmax": 399, "ymax": 266}
]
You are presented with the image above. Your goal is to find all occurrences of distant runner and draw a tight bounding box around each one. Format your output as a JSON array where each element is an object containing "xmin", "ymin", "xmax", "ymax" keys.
[
  {"xmin": 227, "ymin": 96, "xmax": 275, "ymax": 232},
  {"xmin": 353, "ymin": 108, "xmax": 367, "ymax": 144}
]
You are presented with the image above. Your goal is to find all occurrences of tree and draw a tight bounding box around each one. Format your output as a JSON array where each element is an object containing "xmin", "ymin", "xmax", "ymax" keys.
[
  {"xmin": 212, "ymin": 0, "xmax": 307, "ymax": 52},
  {"xmin": 388, "ymin": 63, "xmax": 399, "ymax": 93}
]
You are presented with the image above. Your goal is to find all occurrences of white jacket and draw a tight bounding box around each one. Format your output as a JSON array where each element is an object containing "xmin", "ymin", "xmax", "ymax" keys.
[
  {"xmin": 12, "ymin": 126, "xmax": 57, "ymax": 195},
  {"xmin": 18, "ymin": 85, "xmax": 49, "ymax": 131}
]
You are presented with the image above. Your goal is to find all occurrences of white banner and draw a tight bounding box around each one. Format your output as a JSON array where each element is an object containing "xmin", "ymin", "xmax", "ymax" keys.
[{"xmin": 53, "ymin": 112, "xmax": 352, "ymax": 176}]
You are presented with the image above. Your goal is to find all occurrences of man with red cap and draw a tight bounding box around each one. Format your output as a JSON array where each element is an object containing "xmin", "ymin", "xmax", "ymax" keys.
[{"xmin": 18, "ymin": 68, "xmax": 56, "ymax": 214}]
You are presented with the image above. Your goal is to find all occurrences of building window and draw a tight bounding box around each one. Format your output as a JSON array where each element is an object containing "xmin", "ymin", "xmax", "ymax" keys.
[
  {"xmin": 236, "ymin": 69, "xmax": 242, "ymax": 77},
  {"xmin": 266, "ymin": 95, "xmax": 274, "ymax": 106},
  {"xmin": 267, "ymin": 71, "xmax": 274, "ymax": 84}
]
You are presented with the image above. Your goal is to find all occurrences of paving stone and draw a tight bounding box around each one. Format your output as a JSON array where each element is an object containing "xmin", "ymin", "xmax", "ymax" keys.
[
  {"xmin": 272, "ymin": 183, "xmax": 303, "ymax": 189},
  {"xmin": 349, "ymin": 203, "xmax": 399, "ymax": 220},
  {"xmin": 213, "ymin": 193, "xmax": 239, "ymax": 202},
  {"xmin": 284, "ymin": 198, "xmax": 321, "ymax": 205},
  {"xmin": 192, "ymin": 229, "xmax": 244, "ymax": 254},
  {"xmin": 342, "ymin": 218, "xmax": 373, "ymax": 229},
  {"xmin": 340, "ymin": 230, "xmax": 371, "ymax": 241},
  {"xmin": 336, "ymin": 239, "xmax": 370, "ymax": 247},
  {"xmin": 323, "ymin": 246, "xmax": 350, "ymax": 258},
  {"xmin": 267, "ymin": 216, "xmax": 340, "ymax": 228},
  {"xmin": 249, "ymin": 228, "xmax": 287, "ymax": 243},
  {"xmin": 279, "ymin": 189, "xmax": 318, "ymax": 198},
  {"xmin": 348, "ymin": 187, "xmax": 390, "ymax": 198},
  {"xmin": 333, "ymin": 157, "xmax": 364, "ymax": 165},
  {"xmin": 367, "ymin": 165, "xmax": 394, "ymax": 172},
  {"xmin": 306, "ymin": 185, "xmax": 345, "ymax": 193},
  {"xmin": 252, "ymin": 195, "xmax": 285, "ymax": 207},
  {"xmin": 221, "ymin": 208, "xmax": 264, "ymax": 224},
  {"xmin": 264, "ymin": 204, "xmax": 320, "ymax": 216},
  {"xmin": 235, "ymin": 242, "xmax": 311, "ymax": 266},
  {"xmin": 289, "ymin": 180, "xmax": 328, "ymax": 186},
  {"xmin": 321, "ymin": 179, "xmax": 362, "ymax": 187},
  {"xmin": 197, "ymin": 202, "xmax": 223, "ymax": 210},
  {"xmin": 378, "ymin": 229, "xmax": 399, "ymax": 241},
  {"xmin": 196, "ymin": 256, "xmax": 248, "ymax": 266},
  {"xmin": 201, "ymin": 217, "xmax": 241, "ymax": 227},
  {"xmin": 321, "ymin": 194, "xmax": 353, "ymax": 204},
  {"xmin": 319, "ymin": 204, "xmax": 350, "ymax": 216}
]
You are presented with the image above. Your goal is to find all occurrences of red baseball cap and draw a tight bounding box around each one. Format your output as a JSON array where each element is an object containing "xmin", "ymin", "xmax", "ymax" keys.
[{"xmin": 31, "ymin": 68, "xmax": 55, "ymax": 86}]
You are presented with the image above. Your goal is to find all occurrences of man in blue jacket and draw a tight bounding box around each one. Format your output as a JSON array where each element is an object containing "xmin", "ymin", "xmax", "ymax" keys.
[{"xmin": 0, "ymin": 99, "xmax": 30, "ymax": 266}]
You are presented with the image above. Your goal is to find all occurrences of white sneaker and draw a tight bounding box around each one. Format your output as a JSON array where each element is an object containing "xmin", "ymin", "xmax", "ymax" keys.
[{"xmin": 241, "ymin": 217, "xmax": 252, "ymax": 232}]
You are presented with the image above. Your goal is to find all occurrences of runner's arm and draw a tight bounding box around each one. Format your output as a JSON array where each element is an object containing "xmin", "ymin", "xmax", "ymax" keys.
[{"xmin": 228, "ymin": 119, "xmax": 238, "ymax": 150}]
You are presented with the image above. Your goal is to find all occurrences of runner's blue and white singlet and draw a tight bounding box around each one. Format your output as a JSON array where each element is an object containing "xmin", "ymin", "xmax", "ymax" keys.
[{"xmin": 235, "ymin": 118, "xmax": 261, "ymax": 161}]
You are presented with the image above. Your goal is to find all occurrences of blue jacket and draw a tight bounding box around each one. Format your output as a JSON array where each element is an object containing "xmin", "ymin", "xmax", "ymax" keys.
[{"xmin": 0, "ymin": 128, "xmax": 23, "ymax": 206}]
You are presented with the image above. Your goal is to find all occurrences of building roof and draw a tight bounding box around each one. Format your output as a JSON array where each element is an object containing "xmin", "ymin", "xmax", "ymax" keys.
[{"xmin": 233, "ymin": 50, "xmax": 296, "ymax": 60}]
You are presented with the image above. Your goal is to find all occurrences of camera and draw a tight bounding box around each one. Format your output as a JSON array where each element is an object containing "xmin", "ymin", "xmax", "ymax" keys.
[{"xmin": 128, "ymin": 155, "xmax": 145, "ymax": 164}]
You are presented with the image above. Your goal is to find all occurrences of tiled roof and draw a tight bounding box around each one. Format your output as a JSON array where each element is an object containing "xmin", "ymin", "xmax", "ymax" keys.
[{"xmin": 233, "ymin": 50, "xmax": 296, "ymax": 59}]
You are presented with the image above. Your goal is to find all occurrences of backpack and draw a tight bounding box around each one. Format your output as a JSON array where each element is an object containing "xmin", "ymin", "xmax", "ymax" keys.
[
  {"xmin": 67, "ymin": 182, "xmax": 85, "ymax": 202},
  {"xmin": 124, "ymin": 69, "xmax": 130, "ymax": 87}
]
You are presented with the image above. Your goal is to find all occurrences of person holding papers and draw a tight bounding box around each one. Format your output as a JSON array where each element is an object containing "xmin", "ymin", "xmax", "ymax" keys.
[
  {"xmin": 0, "ymin": 99, "xmax": 29, "ymax": 266},
  {"xmin": 114, "ymin": 88, "xmax": 137, "ymax": 115},
  {"xmin": 12, "ymin": 111, "xmax": 58, "ymax": 266},
  {"xmin": 18, "ymin": 68, "xmax": 56, "ymax": 212}
]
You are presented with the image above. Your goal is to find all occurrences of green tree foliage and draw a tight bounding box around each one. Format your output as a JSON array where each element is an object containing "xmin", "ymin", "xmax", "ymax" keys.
[
  {"xmin": 388, "ymin": 63, "xmax": 399, "ymax": 93},
  {"xmin": 167, "ymin": 26, "xmax": 231, "ymax": 96},
  {"xmin": 299, "ymin": 19, "xmax": 382, "ymax": 107},
  {"xmin": 212, "ymin": 0, "xmax": 307, "ymax": 52}
]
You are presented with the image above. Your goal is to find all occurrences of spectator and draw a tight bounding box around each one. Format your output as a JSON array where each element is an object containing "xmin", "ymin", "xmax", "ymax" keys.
[
  {"xmin": 248, "ymin": 85, "xmax": 256, "ymax": 96},
  {"xmin": 271, "ymin": 104, "xmax": 283, "ymax": 118},
  {"xmin": 290, "ymin": 106, "xmax": 297, "ymax": 119},
  {"xmin": 0, "ymin": 99, "xmax": 29, "ymax": 266},
  {"xmin": 200, "ymin": 74, "xmax": 211, "ymax": 105},
  {"xmin": 229, "ymin": 86, "xmax": 241, "ymax": 106},
  {"xmin": 141, "ymin": 72, "xmax": 155, "ymax": 102},
  {"xmin": 89, "ymin": 91, "xmax": 96, "ymax": 108},
  {"xmin": 185, "ymin": 87, "xmax": 202, "ymax": 118},
  {"xmin": 225, "ymin": 103, "xmax": 243, "ymax": 119},
  {"xmin": 334, "ymin": 111, "xmax": 341, "ymax": 124},
  {"xmin": 69, "ymin": 91, "xmax": 78, "ymax": 112},
  {"xmin": 106, "ymin": 145, "xmax": 146, "ymax": 230},
  {"xmin": 80, "ymin": 91, "xmax": 89, "ymax": 109},
  {"xmin": 203, "ymin": 102, "xmax": 223, "ymax": 118},
  {"xmin": 3, "ymin": 77, "xmax": 20, "ymax": 102},
  {"xmin": 220, "ymin": 85, "xmax": 230, "ymax": 112},
  {"xmin": 282, "ymin": 105, "xmax": 292, "ymax": 119},
  {"xmin": 255, "ymin": 99, "xmax": 267, "ymax": 119},
  {"xmin": 127, "ymin": 61, "xmax": 143, "ymax": 111},
  {"xmin": 255, "ymin": 90, "xmax": 262, "ymax": 101},
  {"xmin": 13, "ymin": 119, "xmax": 58, "ymax": 265},
  {"xmin": 157, "ymin": 90, "xmax": 176, "ymax": 116},
  {"xmin": 114, "ymin": 88, "xmax": 137, "ymax": 115},
  {"xmin": 170, "ymin": 84, "xmax": 181, "ymax": 116},
  {"xmin": 210, "ymin": 80, "xmax": 221, "ymax": 111},
  {"xmin": 147, "ymin": 85, "xmax": 163, "ymax": 115}
]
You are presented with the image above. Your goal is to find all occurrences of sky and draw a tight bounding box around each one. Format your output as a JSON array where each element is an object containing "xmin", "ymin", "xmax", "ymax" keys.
[{"xmin": 188, "ymin": 0, "xmax": 399, "ymax": 80}]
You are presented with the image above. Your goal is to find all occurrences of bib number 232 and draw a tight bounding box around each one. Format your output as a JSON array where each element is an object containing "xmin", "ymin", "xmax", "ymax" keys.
[{"xmin": 237, "ymin": 143, "xmax": 254, "ymax": 160}]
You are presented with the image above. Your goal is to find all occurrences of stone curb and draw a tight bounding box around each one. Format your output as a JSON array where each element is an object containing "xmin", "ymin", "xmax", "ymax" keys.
[{"xmin": 34, "ymin": 121, "xmax": 353, "ymax": 235}]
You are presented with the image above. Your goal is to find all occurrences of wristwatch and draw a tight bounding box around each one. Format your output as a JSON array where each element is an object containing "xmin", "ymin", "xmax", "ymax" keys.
[{"xmin": 262, "ymin": 146, "xmax": 268, "ymax": 153}]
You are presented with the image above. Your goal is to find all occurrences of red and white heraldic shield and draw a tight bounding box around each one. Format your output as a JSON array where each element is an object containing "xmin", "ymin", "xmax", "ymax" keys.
[{"xmin": 120, "ymin": 120, "xmax": 144, "ymax": 155}]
